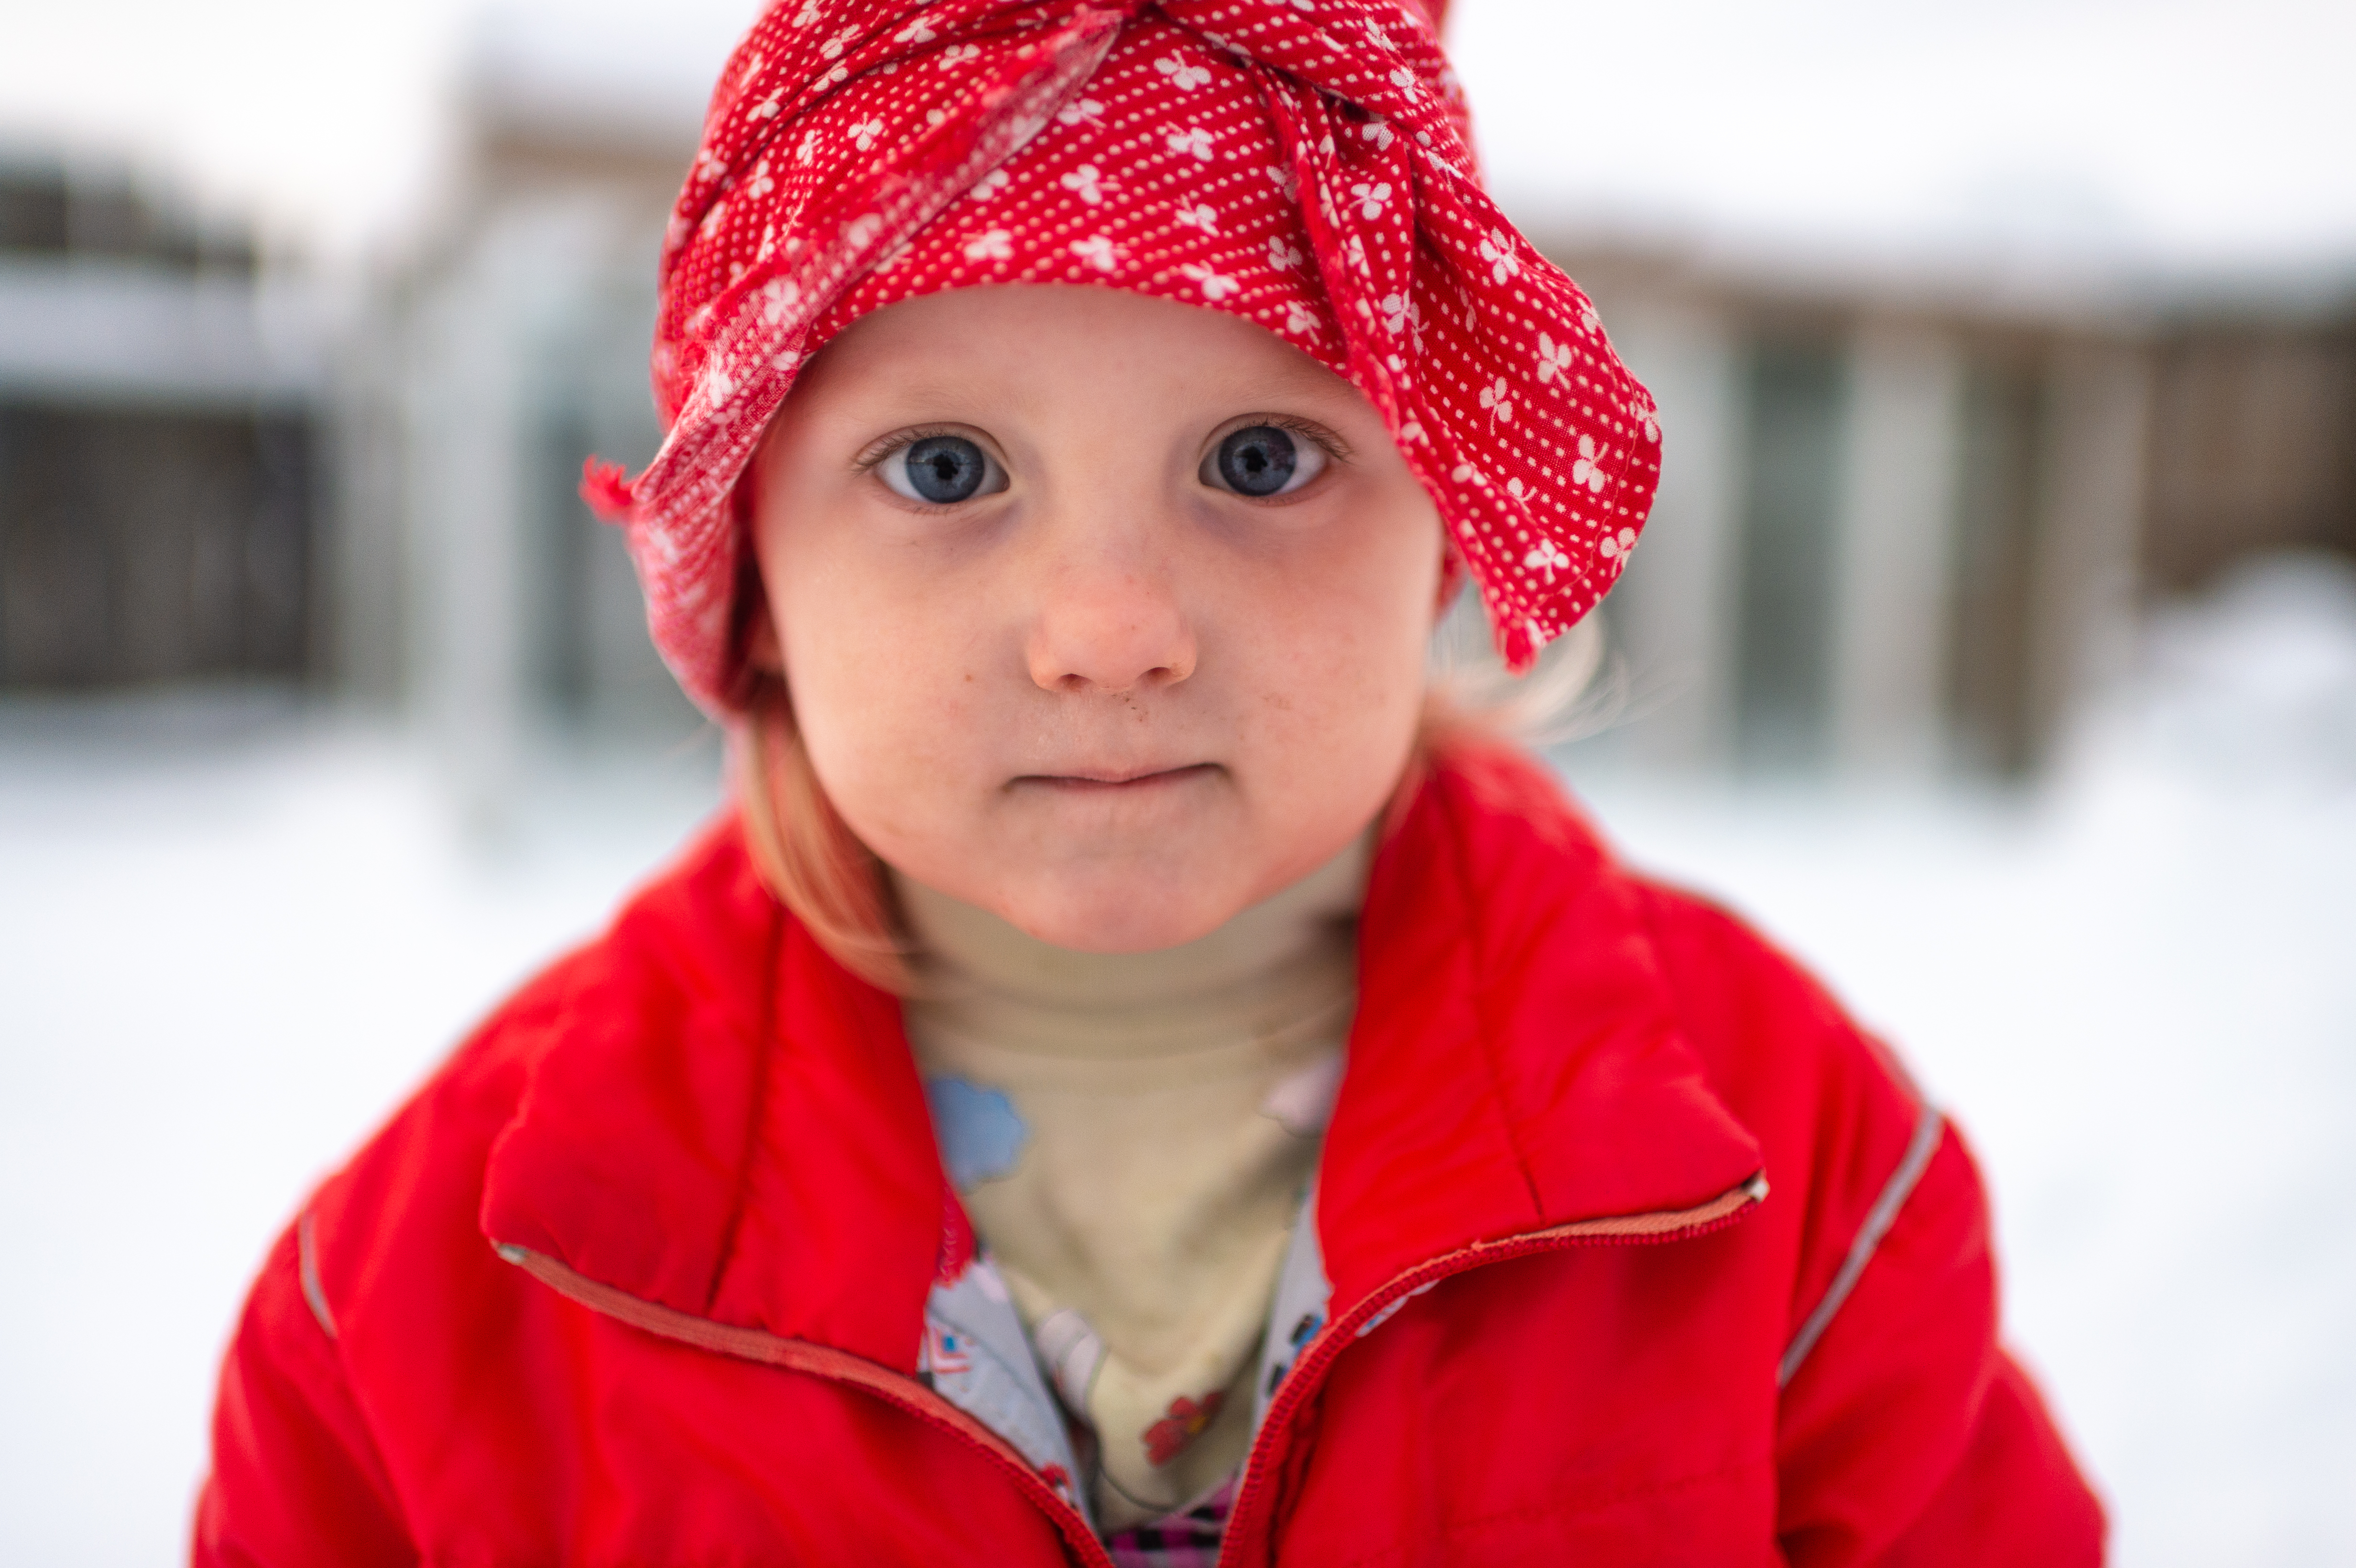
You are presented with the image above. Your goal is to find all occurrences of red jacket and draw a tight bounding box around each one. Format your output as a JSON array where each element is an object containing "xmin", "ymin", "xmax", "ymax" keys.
[{"xmin": 197, "ymin": 747, "xmax": 2103, "ymax": 1565}]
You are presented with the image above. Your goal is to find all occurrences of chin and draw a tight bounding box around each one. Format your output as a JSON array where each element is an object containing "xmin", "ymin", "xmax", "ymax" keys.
[{"xmin": 996, "ymin": 869, "xmax": 1242, "ymax": 954}]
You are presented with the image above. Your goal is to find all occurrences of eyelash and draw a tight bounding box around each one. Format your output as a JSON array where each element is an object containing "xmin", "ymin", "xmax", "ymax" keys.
[
  {"xmin": 1218, "ymin": 414, "xmax": 1351, "ymax": 470},
  {"xmin": 852, "ymin": 424, "xmax": 973, "ymax": 476},
  {"xmin": 851, "ymin": 416, "xmax": 1353, "ymax": 493}
]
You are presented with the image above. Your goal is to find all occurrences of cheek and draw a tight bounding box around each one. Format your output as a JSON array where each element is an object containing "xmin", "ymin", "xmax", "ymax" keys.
[
  {"xmin": 1242, "ymin": 488, "xmax": 1440, "ymax": 784},
  {"xmin": 761, "ymin": 519, "xmax": 984, "ymax": 839}
]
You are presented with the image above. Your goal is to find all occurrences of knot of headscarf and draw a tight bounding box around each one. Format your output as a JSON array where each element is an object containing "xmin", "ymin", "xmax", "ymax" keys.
[{"xmin": 589, "ymin": 0, "xmax": 1661, "ymax": 711}]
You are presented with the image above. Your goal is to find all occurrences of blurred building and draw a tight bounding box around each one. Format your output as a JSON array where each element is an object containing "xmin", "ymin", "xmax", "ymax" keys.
[
  {"xmin": 17, "ymin": 20, "xmax": 2351, "ymax": 798},
  {"xmin": 0, "ymin": 155, "xmax": 326, "ymax": 691},
  {"xmin": 1560, "ymin": 244, "xmax": 2356, "ymax": 778},
  {"xmin": 1563, "ymin": 245, "xmax": 2150, "ymax": 778},
  {"xmin": 334, "ymin": 44, "xmax": 703, "ymax": 823},
  {"xmin": 2143, "ymin": 301, "xmax": 2356, "ymax": 596}
]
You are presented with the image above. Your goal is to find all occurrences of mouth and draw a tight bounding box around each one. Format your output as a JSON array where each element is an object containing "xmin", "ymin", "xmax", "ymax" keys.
[{"xmin": 1009, "ymin": 762, "xmax": 1221, "ymax": 793}]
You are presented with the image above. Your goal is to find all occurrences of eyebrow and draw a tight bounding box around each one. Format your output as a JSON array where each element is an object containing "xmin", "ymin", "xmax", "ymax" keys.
[{"xmin": 1205, "ymin": 348, "xmax": 1357, "ymax": 400}]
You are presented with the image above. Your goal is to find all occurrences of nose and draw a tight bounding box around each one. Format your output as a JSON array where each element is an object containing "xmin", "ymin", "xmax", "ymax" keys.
[{"xmin": 1024, "ymin": 556, "xmax": 1198, "ymax": 695}]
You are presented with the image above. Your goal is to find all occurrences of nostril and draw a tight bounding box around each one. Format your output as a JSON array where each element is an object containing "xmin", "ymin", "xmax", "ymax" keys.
[{"xmin": 1026, "ymin": 594, "xmax": 1197, "ymax": 693}]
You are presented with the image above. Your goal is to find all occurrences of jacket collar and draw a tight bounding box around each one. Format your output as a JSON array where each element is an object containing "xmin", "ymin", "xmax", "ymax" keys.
[
  {"xmin": 479, "ymin": 748, "xmax": 1761, "ymax": 1369},
  {"xmin": 479, "ymin": 816, "xmax": 944, "ymax": 1369},
  {"xmin": 1317, "ymin": 747, "xmax": 1761, "ymax": 1305}
]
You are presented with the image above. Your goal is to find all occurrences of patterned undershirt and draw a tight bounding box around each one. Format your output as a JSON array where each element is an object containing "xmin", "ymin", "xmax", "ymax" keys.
[
  {"xmin": 1103, "ymin": 1476, "xmax": 1234, "ymax": 1568},
  {"xmin": 896, "ymin": 838, "xmax": 1364, "ymax": 1537}
]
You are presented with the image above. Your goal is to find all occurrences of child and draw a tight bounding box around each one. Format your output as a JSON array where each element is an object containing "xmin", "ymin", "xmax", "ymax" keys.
[{"xmin": 197, "ymin": 1, "xmax": 2105, "ymax": 1563}]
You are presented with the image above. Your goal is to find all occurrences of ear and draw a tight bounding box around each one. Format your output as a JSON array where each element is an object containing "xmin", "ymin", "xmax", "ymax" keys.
[
  {"xmin": 744, "ymin": 594, "xmax": 785, "ymax": 676},
  {"xmin": 1431, "ymin": 538, "xmax": 1462, "ymax": 624},
  {"xmin": 734, "ymin": 446, "xmax": 789, "ymax": 679}
]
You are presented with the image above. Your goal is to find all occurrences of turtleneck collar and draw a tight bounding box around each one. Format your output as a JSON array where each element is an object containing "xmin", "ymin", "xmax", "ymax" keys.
[{"xmin": 890, "ymin": 836, "xmax": 1372, "ymax": 1062}]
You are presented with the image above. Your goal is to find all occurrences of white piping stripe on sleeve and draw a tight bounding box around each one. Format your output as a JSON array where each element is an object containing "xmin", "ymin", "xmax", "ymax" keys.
[
  {"xmin": 297, "ymin": 1208, "xmax": 338, "ymax": 1341},
  {"xmin": 1777, "ymin": 1102, "xmax": 1944, "ymax": 1388}
]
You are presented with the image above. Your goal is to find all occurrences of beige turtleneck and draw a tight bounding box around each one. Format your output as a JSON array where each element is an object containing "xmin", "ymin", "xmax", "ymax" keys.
[{"xmin": 895, "ymin": 840, "xmax": 1365, "ymax": 1532}]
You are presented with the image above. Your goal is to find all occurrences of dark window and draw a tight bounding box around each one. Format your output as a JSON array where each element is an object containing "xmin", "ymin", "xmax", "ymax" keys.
[
  {"xmin": 0, "ymin": 405, "xmax": 314, "ymax": 689},
  {"xmin": 1734, "ymin": 339, "xmax": 1847, "ymax": 769},
  {"xmin": 1946, "ymin": 358, "xmax": 2048, "ymax": 777},
  {"xmin": 0, "ymin": 166, "xmax": 70, "ymax": 254}
]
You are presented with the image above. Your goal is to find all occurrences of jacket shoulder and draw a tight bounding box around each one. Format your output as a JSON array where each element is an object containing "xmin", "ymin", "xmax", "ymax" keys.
[
  {"xmin": 1619, "ymin": 877, "xmax": 1937, "ymax": 1312},
  {"xmin": 201, "ymin": 816, "xmax": 807, "ymax": 1557},
  {"xmin": 1624, "ymin": 875, "xmax": 1921, "ymax": 1107},
  {"xmin": 1430, "ymin": 744, "xmax": 1921, "ymax": 1125},
  {"xmin": 1610, "ymin": 878, "xmax": 2086, "ymax": 1561},
  {"xmin": 299, "ymin": 813, "xmax": 778, "ymax": 1338}
]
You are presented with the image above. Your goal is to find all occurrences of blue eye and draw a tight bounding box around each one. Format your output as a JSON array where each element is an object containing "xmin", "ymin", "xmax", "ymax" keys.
[
  {"xmin": 884, "ymin": 435, "xmax": 1000, "ymax": 504},
  {"xmin": 1206, "ymin": 425, "xmax": 1325, "ymax": 497}
]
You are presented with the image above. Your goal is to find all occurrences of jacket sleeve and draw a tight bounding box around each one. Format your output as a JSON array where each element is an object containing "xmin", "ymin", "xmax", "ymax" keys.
[
  {"xmin": 193, "ymin": 1218, "xmax": 415, "ymax": 1568},
  {"xmin": 1876, "ymin": 1351, "xmax": 2109, "ymax": 1566},
  {"xmin": 1772, "ymin": 1119, "xmax": 2105, "ymax": 1566}
]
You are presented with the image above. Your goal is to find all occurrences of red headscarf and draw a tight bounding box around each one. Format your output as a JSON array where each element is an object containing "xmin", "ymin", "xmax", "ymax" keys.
[{"xmin": 586, "ymin": 0, "xmax": 1661, "ymax": 712}]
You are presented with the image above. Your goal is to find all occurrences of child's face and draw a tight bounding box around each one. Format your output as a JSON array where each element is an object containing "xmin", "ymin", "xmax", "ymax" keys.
[{"xmin": 750, "ymin": 284, "xmax": 1443, "ymax": 952}]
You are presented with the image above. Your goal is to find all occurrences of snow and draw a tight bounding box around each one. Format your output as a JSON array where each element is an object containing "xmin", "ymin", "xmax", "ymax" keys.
[
  {"xmin": 0, "ymin": 702, "xmax": 726, "ymax": 1566},
  {"xmin": 2, "ymin": 560, "xmax": 2354, "ymax": 1563}
]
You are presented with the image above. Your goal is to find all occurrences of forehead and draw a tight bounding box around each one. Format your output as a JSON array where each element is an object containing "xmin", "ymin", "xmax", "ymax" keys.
[{"xmin": 799, "ymin": 283, "xmax": 1358, "ymax": 415}]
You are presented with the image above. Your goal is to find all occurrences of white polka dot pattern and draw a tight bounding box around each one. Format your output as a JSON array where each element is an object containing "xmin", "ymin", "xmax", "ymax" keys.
[{"xmin": 585, "ymin": 0, "xmax": 1662, "ymax": 711}]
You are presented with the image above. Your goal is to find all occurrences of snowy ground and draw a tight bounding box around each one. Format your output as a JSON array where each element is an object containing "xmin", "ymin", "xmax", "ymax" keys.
[{"xmin": 3, "ymin": 564, "xmax": 2353, "ymax": 1566}]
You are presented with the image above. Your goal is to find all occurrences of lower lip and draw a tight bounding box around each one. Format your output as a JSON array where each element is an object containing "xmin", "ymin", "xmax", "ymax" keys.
[{"xmin": 1013, "ymin": 763, "xmax": 1218, "ymax": 793}]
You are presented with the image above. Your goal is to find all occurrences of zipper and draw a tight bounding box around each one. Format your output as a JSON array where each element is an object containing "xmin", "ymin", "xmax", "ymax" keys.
[
  {"xmin": 496, "ymin": 1169, "xmax": 1763, "ymax": 1568},
  {"xmin": 1215, "ymin": 1172, "xmax": 1770, "ymax": 1567},
  {"xmin": 494, "ymin": 1243, "xmax": 1121, "ymax": 1568}
]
